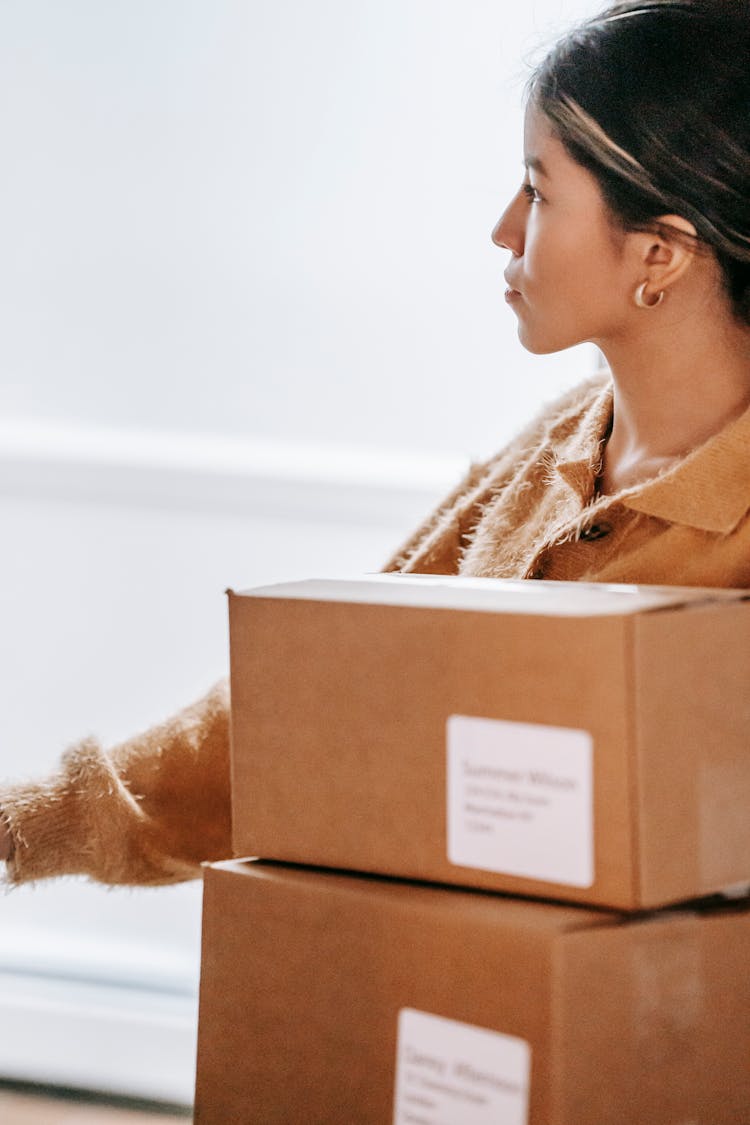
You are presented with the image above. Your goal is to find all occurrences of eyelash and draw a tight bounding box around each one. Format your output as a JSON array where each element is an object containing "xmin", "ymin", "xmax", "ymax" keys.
[{"xmin": 522, "ymin": 182, "xmax": 542, "ymax": 204}]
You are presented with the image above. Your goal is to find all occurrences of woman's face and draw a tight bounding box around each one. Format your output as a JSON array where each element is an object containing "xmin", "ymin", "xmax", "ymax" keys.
[{"xmin": 493, "ymin": 100, "xmax": 634, "ymax": 355}]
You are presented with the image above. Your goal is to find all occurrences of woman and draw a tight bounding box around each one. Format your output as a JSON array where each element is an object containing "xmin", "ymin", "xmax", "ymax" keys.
[{"xmin": 2, "ymin": 0, "xmax": 749, "ymax": 885}]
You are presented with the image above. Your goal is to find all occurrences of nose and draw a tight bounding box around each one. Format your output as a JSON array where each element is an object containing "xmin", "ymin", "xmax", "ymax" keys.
[{"xmin": 491, "ymin": 191, "xmax": 525, "ymax": 255}]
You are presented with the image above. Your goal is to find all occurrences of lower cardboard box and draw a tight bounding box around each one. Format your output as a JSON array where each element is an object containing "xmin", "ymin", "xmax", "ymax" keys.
[{"xmin": 194, "ymin": 859, "xmax": 750, "ymax": 1125}]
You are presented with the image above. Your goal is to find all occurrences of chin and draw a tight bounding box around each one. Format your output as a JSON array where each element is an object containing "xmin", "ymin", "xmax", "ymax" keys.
[
  {"xmin": 517, "ymin": 321, "xmax": 586, "ymax": 356},
  {"xmin": 518, "ymin": 330, "xmax": 572, "ymax": 355}
]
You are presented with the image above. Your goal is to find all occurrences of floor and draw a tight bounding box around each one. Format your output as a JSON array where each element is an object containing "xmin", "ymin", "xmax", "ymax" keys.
[{"xmin": 0, "ymin": 1082, "xmax": 191, "ymax": 1124}]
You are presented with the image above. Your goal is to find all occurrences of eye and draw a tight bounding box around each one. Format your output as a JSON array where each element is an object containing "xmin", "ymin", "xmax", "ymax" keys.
[{"xmin": 522, "ymin": 182, "xmax": 543, "ymax": 204}]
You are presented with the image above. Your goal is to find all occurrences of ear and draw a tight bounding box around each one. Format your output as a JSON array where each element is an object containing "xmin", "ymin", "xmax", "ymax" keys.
[{"xmin": 635, "ymin": 214, "xmax": 698, "ymax": 292}]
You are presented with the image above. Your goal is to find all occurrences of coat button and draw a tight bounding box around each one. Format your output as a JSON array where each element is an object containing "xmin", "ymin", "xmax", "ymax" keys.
[{"xmin": 579, "ymin": 521, "xmax": 612, "ymax": 542}]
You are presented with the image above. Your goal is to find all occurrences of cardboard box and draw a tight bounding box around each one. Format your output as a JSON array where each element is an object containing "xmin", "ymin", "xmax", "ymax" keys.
[
  {"xmin": 228, "ymin": 574, "xmax": 750, "ymax": 910},
  {"xmin": 194, "ymin": 859, "xmax": 750, "ymax": 1125}
]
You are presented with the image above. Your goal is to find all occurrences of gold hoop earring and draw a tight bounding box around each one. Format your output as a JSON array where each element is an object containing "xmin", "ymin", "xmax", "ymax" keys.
[{"xmin": 634, "ymin": 281, "xmax": 664, "ymax": 309}]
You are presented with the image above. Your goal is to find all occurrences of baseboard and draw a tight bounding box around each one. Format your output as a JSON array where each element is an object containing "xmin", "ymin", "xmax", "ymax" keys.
[
  {"xmin": 0, "ymin": 926, "xmax": 198, "ymax": 1106},
  {"xmin": 0, "ymin": 972, "xmax": 196, "ymax": 1106}
]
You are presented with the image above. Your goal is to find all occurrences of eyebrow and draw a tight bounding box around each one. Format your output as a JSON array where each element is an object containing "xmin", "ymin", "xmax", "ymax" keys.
[{"xmin": 523, "ymin": 156, "xmax": 549, "ymax": 178}]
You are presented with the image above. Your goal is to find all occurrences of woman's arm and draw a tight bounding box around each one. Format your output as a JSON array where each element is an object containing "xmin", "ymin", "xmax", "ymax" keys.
[{"xmin": 0, "ymin": 679, "xmax": 232, "ymax": 887}]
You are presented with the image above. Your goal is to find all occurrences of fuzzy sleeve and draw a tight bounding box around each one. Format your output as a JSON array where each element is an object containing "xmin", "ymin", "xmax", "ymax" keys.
[{"xmin": 1, "ymin": 679, "xmax": 232, "ymax": 888}]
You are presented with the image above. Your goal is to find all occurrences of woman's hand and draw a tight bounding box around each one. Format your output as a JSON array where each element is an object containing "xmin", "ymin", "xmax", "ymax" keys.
[{"xmin": 0, "ymin": 814, "xmax": 12, "ymax": 862}]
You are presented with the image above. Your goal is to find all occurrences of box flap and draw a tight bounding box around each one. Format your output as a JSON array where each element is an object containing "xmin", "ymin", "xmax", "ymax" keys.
[{"xmin": 230, "ymin": 573, "xmax": 749, "ymax": 618}]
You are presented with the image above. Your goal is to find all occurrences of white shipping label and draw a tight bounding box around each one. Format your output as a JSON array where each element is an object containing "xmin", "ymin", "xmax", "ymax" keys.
[
  {"xmin": 393, "ymin": 1008, "xmax": 530, "ymax": 1125},
  {"xmin": 447, "ymin": 714, "xmax": 594, "ymax": 887}
]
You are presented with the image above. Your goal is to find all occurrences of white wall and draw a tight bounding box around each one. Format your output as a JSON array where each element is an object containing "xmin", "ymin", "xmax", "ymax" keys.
[
  {"xmin": 0, "ymin": 0, "xmax": 598, "ymax": 455},
  {"xmin": 0, "ymin": 0, "xmax": 602, "ymax": 1106}
]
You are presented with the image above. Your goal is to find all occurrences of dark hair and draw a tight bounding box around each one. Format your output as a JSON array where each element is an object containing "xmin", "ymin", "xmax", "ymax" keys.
[{"xmin": 526, "ymin": 0, "xmax": 750, "ymax": 324}]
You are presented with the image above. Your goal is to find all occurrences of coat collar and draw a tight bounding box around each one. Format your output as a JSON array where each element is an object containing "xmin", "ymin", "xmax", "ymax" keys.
[
  {"xmin": 552, "ymin": 375, "xmax": 750, "ymax": 535},
  {"xmin": 550, "ymin": 375, "xmax": 611, "ymax": 505}
]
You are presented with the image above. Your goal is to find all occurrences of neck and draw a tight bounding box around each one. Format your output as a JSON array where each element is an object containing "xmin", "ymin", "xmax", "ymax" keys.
[{"xmin": 595, "ymin": 305, "xmax": 750, "ymax": 487}]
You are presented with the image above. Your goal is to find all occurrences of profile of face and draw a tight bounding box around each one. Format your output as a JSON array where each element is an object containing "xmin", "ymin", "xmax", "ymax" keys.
[{"xmin": 493, "ymin": 101, "xmax": 642, "ymax": 355}]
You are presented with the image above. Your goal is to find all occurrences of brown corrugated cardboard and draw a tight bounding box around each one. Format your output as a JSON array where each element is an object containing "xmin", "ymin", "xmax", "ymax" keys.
[
  {"xmin": 228, "ymin": 574, "xmax": 750, "ymax": 910},
  {"xmin": 194, "ymin": 859, "xmax": 750, "ymax": 1125}
]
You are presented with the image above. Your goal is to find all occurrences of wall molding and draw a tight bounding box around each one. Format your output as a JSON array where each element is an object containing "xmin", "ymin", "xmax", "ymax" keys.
[{"xmin": 0, "ymin": 418, "xmax": 467, "ymax": 526}]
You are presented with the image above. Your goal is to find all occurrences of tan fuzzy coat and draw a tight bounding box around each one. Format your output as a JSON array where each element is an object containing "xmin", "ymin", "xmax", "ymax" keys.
[{"xmin": 3, "ymin": 371, "xmax": 750, "ymax": 886}]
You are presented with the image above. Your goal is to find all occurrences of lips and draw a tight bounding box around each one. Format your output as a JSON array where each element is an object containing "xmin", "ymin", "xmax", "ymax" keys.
[{"xmin": 504, "ymin": 274, "xmax": 522, "ymax": 295}]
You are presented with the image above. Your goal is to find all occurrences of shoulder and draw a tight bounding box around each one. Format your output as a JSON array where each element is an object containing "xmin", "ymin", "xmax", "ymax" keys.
[
  {"xmin": 542, "ymin": 368, "xmax": 611, "ymax": 421},
  {"xmin": 485, "ymin": 369, "xmax": 612, "ymax": 470},
  {"xmin": 517, "ymin": 369, "xmax": 611, "ymax": 444}
]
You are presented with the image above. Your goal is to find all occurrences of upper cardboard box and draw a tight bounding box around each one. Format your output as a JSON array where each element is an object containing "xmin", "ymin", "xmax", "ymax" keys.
[{"xmin": 228, "ymin": 574, "xmax": 750, "ymax": 910}]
